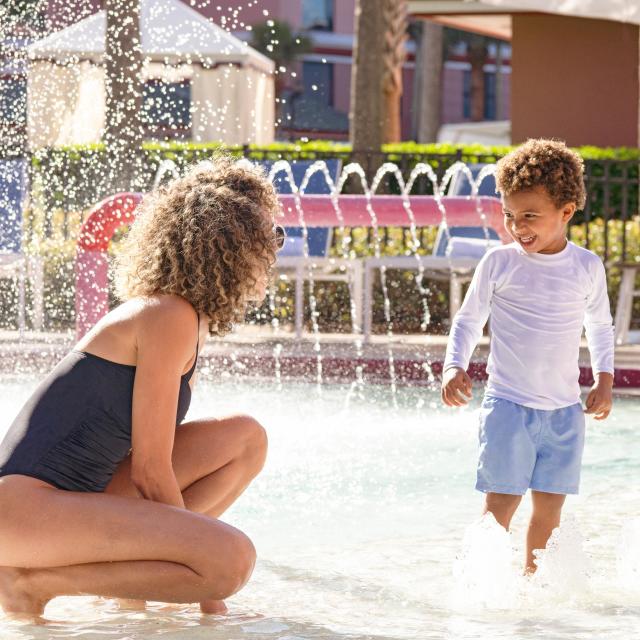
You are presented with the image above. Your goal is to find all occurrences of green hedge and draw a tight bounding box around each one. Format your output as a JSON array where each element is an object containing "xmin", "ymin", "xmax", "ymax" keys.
[
  {"xmin": 2, "ymin": 140, "xmax": 636, "ymax": 332},
  {"xmin": 30, "ymin": 140, "xmax": 639, "ymax": 215}
]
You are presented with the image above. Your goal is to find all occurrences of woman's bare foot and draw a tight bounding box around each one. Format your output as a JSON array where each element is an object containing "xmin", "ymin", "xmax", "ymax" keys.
[
  {"xmin": 114, "ymin": 598, "xmax": 147, "ymax": 611},
  {"xmin": 0, "ymin": 566, "xmax": 49, "ymax": 618},
  {"xmin": 199, "ymin": 598, "xmax": 228, "ymax": 614},
  {"xmin": 113, "ymin": 598, "xmax": 226, "ymax": 614}
]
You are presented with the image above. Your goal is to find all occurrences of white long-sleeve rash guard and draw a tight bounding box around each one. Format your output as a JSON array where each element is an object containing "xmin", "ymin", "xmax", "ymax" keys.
[{"xmin": 443, "ymin": 241, "xmax": 615, "ymax": 409}]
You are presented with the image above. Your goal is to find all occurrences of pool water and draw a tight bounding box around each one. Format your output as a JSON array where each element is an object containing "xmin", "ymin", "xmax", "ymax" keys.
[{"xmin": 0, "ymin": 376, "xmax": 639, "ymax": 639}]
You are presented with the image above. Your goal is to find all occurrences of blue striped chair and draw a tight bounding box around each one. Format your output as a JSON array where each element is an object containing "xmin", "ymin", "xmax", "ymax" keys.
[{"xmin": 258, "ymin": 159, "xmax": 363, "ymax": 335}]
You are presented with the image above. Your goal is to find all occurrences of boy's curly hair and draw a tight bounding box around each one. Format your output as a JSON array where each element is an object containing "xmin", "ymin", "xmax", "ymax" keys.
[
  {"xmin": 114, "ymin": 156, "xmax": 281, "ymax": 336},
  {"xmin": 495, "ymin": 138, "xmax": 587, "ymax": 210}
]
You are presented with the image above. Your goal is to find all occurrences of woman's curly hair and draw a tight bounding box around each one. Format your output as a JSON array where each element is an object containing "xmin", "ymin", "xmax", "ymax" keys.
[
  {"xmin": 495, "ymin": 138, "xmax": 587, "ymax": 210},
  {"xmin": 114, "ymin": 156, "xmax": 281, "ymax": 336}
]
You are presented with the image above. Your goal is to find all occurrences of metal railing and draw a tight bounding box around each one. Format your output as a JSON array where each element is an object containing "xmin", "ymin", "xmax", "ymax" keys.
[
  {"xmin": 18, "ymin": 148, "xmax": 640, "ymax": 264},
  {"xmin": 2, "ymin": 148, "xmax": 639, "ymax": 332}
]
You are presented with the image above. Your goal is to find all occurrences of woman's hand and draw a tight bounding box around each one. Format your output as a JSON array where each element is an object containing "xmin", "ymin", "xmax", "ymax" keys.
[
  {"xmin": 130, "ymin": 459, "xmax": 185, "ymax": 509},
  {"xmin": 441, "ymin": 366, "xmax": 473, "ymax": 407},
  {"xmin": 130, "ymin": 296, "xmax": 198, "ymax": 509}
]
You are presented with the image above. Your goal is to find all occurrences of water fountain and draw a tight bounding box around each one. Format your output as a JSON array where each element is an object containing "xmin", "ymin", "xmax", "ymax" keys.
[
  {"xmin": 2, "ymin": 1, "xmax": 640, "ymax": 637},
  {"xmin": 73, "ymin": 160, "xmax": 506, "ymax": 396}
]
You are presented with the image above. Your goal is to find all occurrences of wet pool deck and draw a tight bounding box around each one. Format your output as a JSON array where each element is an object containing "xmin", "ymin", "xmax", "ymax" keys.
[{"xmin": 2, "ymin": 327, "xmax": 640, "ymax": 394}]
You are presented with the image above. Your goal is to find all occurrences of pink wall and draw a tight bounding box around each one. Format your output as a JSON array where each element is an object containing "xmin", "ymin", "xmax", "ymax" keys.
[
  {"xmin": 45, "ymin": 0, "xmax": 101, "ymax": 31},
  {"xmin": 401, "ymin": 67, "xmax": 414, "ymax": 140},
  {"xmin": 196, "ymin": 0, "xmax": 301, "ymax": 30},
  {"xmin": 440, "ymin": 65, "xmax": 511, "ymax": 124},
  {"xmin": 499, "ymin": 72, "xmax": 510, "ymax": 121},
  {"xmin": 441, "ymin": 68, "xmax": 464, "ymax": 123},
  {"xmin": 196, "ymin": 0, "xmax": 351, "ymax": 33},
  {"xmin": 333, "ymin": 62, "xmax": 352, "ymax": 114},
  {"xmin": 333, "ymin": 0, "xmax": 355, "ymax": 34},
  {"xmin": 328, "ymin": 62, "xmax": 417, "ymax": 139}
]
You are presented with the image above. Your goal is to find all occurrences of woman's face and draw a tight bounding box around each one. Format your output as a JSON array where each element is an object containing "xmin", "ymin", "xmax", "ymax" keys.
[
  {"xmin": 248, "ymin": 260, "xmax": 270, "ymax": 302},
  {"xmin": 247, "ymin": 223, "xmax": 284, "ymax": 302}
]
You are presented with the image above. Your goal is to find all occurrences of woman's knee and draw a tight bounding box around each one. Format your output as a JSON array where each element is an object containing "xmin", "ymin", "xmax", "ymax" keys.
[
  {"xmin": 234, "ymin": 415, "xmax": 268, "ymax": 470},
  {"xmin": 199, "ymin": 529, "xmax": 256, "ymax": 598}
]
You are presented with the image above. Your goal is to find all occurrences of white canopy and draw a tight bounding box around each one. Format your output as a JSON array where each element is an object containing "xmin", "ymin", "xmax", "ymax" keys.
[
  {"xmin": 408, "ymin": 0, "xmax": 640, "ymax": 39},
  {"xmin": 28, "ymin": 0, "xmax": 273, "ymax": 73},
  {"xmin": 26, "ymin": 0, "xmax": 275, "ymax": 148}
]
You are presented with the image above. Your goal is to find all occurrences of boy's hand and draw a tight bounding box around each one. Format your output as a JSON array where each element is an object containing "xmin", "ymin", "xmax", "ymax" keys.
[
  {"xmin": 584, "ymin": 372, "xmax": 613, "ymax": 420},
  {"xmin": 441, "ymin": 366, "xmax": 473, "ymax": 407}
]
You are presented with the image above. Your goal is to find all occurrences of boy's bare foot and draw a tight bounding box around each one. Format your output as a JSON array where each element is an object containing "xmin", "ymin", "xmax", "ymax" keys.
[
  {"xmin": 0, "ymin": 566, "xmax": 49, "ymax": 618},
  {"xmin": 199, "ymin": 598, "xmax": 228, "ymax": 615}
]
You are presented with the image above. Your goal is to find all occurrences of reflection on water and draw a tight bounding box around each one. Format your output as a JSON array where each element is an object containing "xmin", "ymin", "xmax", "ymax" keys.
[{"xmin": 1, "ymin": 378, "xmax": 639, "ymax": 639}]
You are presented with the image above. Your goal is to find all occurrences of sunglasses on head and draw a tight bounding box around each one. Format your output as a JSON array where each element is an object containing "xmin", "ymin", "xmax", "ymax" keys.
[{"xmin": 274, "ymin": 224, "xmax": 286, "ymax": 250}]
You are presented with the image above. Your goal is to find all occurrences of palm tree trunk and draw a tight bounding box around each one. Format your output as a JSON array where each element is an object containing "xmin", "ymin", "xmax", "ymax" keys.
[
  {"xmin": 381, "ymin": 0, "xmax": 408, "ymax": 143},
  {"xmin": 104, "ymin": 0, "xmax": 144, "ymax": 191},
  {"xmin": 495, "ymin": 41, "xmax": 503, "ymax": 120},
  {"xmin": 467, "ymin": 36, "xmax": 487, "ymax": 122},
  {"xmin": 350, "ymin": 0, "xmax": 385, "ymax": 165},
  {"xmin": 412, "ymin": 19, "xmax": 443, "ymax": 142},
  {"xmin": 350, "ymin": 0, "xmax": 408, "ymax": 169}
]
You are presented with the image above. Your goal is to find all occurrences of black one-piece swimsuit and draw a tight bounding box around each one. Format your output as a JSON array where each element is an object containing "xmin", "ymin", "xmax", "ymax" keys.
[{"xmin": 0, "ymin": 331, "xmax": 199, "ymax": 493}]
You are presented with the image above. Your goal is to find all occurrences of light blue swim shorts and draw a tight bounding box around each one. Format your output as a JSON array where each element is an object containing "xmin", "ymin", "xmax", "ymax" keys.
[{"xmin": 476, "ymin": 395, "xmax": 586, "ymax": 496}]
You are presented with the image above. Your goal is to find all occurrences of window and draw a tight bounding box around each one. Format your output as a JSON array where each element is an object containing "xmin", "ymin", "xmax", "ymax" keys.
[
  {"xmin": 302, "ymin": 0, "xmax": 333, "ymax": 31},
  {"xmin": 142, "ymin": 80, "xmax": 191, "ymax": 128},
  {"xmin": 303, "ymin": 61, "xmax": 333, "ymax": 106},
  {"xmin": 462, "ymin": 70, "xmax": 471, "ymax": 119},
  {"xmin": 484, "ymin": 72, "xmax": 496, "ymax": 120},
  {"xmin": 0, "ymin": 77, "xmax": 27, "ymax": 124},
  {"xmin": 462, "ymin": 70, "xmax": 497, "ymax": 120}
]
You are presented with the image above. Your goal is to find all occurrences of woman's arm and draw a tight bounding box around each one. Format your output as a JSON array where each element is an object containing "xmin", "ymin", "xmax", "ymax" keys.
[{"xmin": 129, "ymin": 296, "xmax": 198, "ymax": 509}]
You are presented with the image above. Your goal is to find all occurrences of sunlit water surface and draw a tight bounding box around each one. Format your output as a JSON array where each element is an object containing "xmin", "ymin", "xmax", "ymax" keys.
[{"xmin": 0, "ymin": 376, "xmax": 639, "ymax": 639}]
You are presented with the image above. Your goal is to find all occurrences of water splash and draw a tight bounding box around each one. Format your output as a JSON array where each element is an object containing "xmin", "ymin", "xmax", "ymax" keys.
[
  {"xmin": 452, "ymin": 513, "xmax": 592, "ymax": 612},
  {"xmin": 529, "ymin": 515, "xmax": 591, "ymax": 604},
  {"xmin": 617, "ymin": 517, "xmax": 640, "ymax": 591},
  {"xmin": 452, "ymin": 513, "xmax": 519, "ymax": 610},
  {"xmin": 267, "ymin": 160, "xmax": 324, "ymax": 391},
  {"xmin": 152, "ymin": 158, "xmax": 181, "ymax": 188}
]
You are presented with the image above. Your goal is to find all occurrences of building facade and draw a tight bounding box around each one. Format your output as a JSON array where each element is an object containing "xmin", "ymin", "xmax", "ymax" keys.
[
  {"xmin": 1, "ymin": 0, "xmax": 512, "ymax": 149},
  {"xmin": 194, "ymin": 0, "xmax": 511, "ymax": 140}
]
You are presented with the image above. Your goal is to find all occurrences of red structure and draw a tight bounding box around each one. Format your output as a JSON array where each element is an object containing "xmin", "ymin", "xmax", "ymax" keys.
[
  {"xmin": 75, "ymin": 193, "xmax": 143, "ymax": 338},
  {"xmin": 75, "ymin": 193, "xmax": 505, "ymax": 338}
]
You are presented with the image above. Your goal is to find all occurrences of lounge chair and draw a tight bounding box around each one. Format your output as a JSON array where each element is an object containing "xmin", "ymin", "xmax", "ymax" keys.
[
  {"xmin": 362, "ymin": 164, "xmax": 502, "ymax": 338},
  {"xmin": 0, "ymin": 158, "xmax": 44, "ymax": 332},
  {"xmin": 260, "ymin": 159, "xmax": 363, "ymax": 337}
]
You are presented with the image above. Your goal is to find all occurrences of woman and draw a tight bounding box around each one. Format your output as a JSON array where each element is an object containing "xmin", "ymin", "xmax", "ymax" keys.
[{"xmin": 0, "ymin": 157, "xmax": 284, "ymax": 617}]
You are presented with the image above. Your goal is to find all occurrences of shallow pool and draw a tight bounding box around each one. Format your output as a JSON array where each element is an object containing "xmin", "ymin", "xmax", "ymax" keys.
[{"xmin": 1, "ymin": 376, "xmax": 639, "ymax": 639}]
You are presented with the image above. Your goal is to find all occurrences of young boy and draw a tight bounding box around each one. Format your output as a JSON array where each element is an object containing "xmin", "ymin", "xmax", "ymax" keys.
[{"xmin": 441, "ymin": 139, "xmax": 614, "ymax": 573}]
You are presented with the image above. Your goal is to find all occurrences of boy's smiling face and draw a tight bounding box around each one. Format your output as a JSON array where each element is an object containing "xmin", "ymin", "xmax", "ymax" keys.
[{"xmin": 502, "ymin": 186, "xmax": 576, "ymax": 255}]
